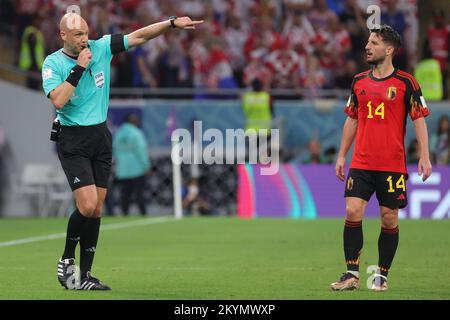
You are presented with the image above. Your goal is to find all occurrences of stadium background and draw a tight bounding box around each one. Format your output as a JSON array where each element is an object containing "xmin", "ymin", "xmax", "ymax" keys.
[{"xmin": 0, "ymin": 0, "xmax": 449, "ymax": 300}]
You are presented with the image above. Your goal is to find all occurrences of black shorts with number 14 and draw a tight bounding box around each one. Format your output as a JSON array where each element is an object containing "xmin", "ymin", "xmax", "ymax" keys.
[{"xmin": 344, "ymin": 168, "xmax": 408, "ymax": 209}]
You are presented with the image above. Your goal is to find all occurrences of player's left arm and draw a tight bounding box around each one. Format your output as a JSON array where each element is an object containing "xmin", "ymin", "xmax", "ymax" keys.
[
  {"xmin": 407, "ymin": 77, "xmax": 432, "ymax": 182},
  {"xmin": 413, "ymin": 117, "xmax": 432, "ymax": 182},
  {"xmin": 127, "ymin": 17, "xmax": 204, "ymax": 49}
]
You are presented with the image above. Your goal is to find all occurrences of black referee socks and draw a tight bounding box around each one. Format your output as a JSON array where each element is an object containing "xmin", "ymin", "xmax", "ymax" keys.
[
  {"xmin": 80, "ymin": 217, "xmax": 101, "ymax": 279},
  {"xmin": 62, "ymin": 209, "xmax": 88, "ymax": 260}
]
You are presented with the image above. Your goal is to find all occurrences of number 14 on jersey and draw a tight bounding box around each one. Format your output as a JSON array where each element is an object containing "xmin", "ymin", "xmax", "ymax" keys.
[{"xmin": 367, "ymin": 101, "xmax": 385, "ymax": 119}]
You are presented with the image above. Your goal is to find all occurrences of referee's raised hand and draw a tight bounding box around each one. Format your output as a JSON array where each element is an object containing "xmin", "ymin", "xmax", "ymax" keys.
[
  {"xmin": 172, "ymin": 16, "xmax": 204, "ymax": 29},
  {"xmin": 77, "ymin": 48, "xmax": 91, "ymax": 68}
]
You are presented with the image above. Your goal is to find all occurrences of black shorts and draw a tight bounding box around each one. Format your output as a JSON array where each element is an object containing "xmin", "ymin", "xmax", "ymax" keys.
[
  {"xmin": 344, "ymin": 168, "xmax": 408, "ymax": 209},
  {"xmin": 57, "ymin": 122, "xmax": 112, "ymax": 191}
]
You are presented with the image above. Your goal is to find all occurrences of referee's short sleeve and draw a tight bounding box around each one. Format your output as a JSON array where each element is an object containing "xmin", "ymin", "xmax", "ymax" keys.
[
  {"xmin": 110, "ymin": 34, "xmax": 129, "ymax": 55},
  {"xmin": 42, "ymin": 57, "xmax": 63, "ymax": 98}
]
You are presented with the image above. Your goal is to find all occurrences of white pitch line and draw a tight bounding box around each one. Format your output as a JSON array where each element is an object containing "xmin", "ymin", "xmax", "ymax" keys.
[{"xmin": 0, "ymin": 216, "xmax": 175, "ymax": 248}]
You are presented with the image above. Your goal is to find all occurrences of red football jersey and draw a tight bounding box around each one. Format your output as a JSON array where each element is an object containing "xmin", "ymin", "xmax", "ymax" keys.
[{"xmin": 344, "ymin": 68, "xmax": 430, "ymax": 174}]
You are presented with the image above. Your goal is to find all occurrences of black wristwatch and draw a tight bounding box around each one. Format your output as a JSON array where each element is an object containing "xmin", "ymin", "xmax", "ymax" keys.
[{"xmin": 169, "ymin": 16, "xmax": 177, "ymax": 28}]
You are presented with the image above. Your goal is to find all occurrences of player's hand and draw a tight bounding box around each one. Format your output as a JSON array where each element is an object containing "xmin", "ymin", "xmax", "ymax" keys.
[
  {"xmin": 77, "ymin": 48, "xmax": 91, "ymax": 68},
  {"xmin": 335, "ymin": 156, "xmax": 346, "ymax": 181},
  {"xmin": 173, "ymin": 16, "xmax": 204, "ymax": 29},
  {"xmin": 418, "ymin": 157, "xmax": 432, "ymax": 182}
]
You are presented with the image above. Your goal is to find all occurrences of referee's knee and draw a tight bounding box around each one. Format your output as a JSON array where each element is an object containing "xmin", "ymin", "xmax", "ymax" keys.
[
  {"xmin": 93, "ymin": 205, "xmax": 103, "ymax": 218},
  {"xmin": 77, "ymin": 200, "xmax": 97, "ymax": 217}
]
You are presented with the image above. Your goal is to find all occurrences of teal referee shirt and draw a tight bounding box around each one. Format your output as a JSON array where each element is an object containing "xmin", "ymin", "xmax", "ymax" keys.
[{"xmin": 42, "ymin": 34, "xmax": 129, "ymax": 126}]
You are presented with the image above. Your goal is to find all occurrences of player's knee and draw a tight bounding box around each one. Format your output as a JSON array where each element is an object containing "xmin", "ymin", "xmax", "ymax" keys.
[
  {"xmin": 345, "ymin": 204, "xmax": 363, "ymax": 221},
  {"xmin": 381, "ymin": 212, "xmax": 397, "ymax": 228}
]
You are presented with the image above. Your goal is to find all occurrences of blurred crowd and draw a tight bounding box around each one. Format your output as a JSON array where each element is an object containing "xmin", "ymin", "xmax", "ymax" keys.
[{"xmin": 1, "ymin": 0, "xmax": 434, "ymax": 93}]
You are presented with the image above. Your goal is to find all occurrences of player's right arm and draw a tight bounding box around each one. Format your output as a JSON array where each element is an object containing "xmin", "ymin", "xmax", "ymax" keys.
[
  {"xmin": 336, "ymin": 117, "xmax": 358, "ymax": 181},
  {"xmin": 43, "ymin": 49, "xmax": 91, "ymax": 109},
  {"xmin": 336, "ymin": 79, "xmax": 359, "ymax": 181}
]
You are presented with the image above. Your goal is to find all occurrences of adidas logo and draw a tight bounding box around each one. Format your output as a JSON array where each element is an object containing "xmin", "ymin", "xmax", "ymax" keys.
[
  {"xmin": 359, "ymin": 90, "xmax": 366, "ymax": 96},
  {"xmin": 73, "ymin": 177, "xmax": 81, "ymax": 184},
  {"xmin": 85, "ymin": 246, "xmax": 96, "ymax": 253},
  {"xmin": 397, "ymin": 194, "xmax": 406, "ymax": 200}
]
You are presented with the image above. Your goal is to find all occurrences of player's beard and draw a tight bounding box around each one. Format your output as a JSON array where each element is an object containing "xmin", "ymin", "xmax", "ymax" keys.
[{"xmin": 366, "ymin": 54, "xmax": 385, "ymax": 66}]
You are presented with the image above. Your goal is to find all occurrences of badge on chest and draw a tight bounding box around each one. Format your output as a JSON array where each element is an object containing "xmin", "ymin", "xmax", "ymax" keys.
[
  {"xmin": 386, "ymin": 86, "xmax": 397, "ymax": 100},
  {"xmin": 94, "ymin": 71, "xmax": 105, "ymax": 88}
]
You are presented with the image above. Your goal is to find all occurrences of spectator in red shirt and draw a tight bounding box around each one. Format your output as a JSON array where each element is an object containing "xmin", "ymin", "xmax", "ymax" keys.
[
  {"xmin": 243, "ymin": 52, "xmax": 273, "ymax": 90},
  {"xmin": 282, "ymin": 10, "xmax": 315, "ymax": 55},
  {"xmin": 244, "ymin": 16, "xmax": 282, "ymax": 61},
  {"xmin": 314, "ymin": 15, "xmax": 351, "ymax": 87},
  {"xmin": 300, "ymin": 55, "xmax": 326, "ymax": 98},
  {"xmin": 205, "ymin": 40, "xmax": 238, "ymax": 89},
  {"xmin": 266, "ymin": 41, "xmax": 301, "ymax": 89}
]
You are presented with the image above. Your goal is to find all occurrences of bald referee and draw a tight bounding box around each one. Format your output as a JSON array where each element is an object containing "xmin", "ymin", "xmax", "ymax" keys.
[{"xmin": 43, "ymin": 12, "xmax": 203, "ymax": 291}]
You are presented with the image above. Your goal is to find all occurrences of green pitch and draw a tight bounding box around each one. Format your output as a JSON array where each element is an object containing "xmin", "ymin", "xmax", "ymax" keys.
[{"xmin": 0, "ymin": 216, "xmax": 449, "ymax": 300}]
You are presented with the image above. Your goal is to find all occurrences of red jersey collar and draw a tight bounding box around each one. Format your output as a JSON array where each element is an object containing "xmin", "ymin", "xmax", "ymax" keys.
[{"xmin": 369, "ymin": 68, "xmax": 397, "ymax": 81}]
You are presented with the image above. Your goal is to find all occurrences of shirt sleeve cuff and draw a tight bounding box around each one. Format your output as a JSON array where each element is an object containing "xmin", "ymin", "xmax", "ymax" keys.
[
  {"xmin": 124, "ymin": 35, "xmax": 129, "ymax": 51},
  {"xmin": 344, "ymin": 106, "xmax": 358, "ymax": 119}
]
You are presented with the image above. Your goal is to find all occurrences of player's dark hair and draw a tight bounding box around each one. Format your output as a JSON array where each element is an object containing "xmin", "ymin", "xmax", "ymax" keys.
[{"xmin": 370, "ymin": 24, "xmax": 402, "ymax": 54}]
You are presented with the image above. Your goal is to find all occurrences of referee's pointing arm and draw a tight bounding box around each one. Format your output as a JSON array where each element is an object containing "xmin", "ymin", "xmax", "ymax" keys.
[
  {"xmin": 47, "ymin": 14, "xmax": 204, "ymax": 110},
  {"xmin": 126, "ymin": 16, "xmax": 204, "ymax": 48}
]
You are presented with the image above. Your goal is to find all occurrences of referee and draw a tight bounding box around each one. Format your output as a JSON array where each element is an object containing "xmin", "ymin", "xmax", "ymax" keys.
[{"xmin": 42, "ymin": 12, "xmax": 203, "ymax": 291}]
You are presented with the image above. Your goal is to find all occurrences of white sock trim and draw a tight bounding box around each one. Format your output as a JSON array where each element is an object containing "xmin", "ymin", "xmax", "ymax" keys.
[
  {"xmin": 373, "ymin": 274, "xmax": 387, "ymax": 280},
  {"xmin": 347, "ymin": 270, "xmax": 360, "ymax": 278}
]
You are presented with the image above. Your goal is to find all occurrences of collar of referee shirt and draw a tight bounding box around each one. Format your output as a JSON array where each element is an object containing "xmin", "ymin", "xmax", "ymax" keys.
[
  {"xmin": 61, "ymin": 49, "xmax": 93, "ymax": 76},
  {"xmin": 62, "ymin": 50, "xmax": 78, "ymax": 60}
]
